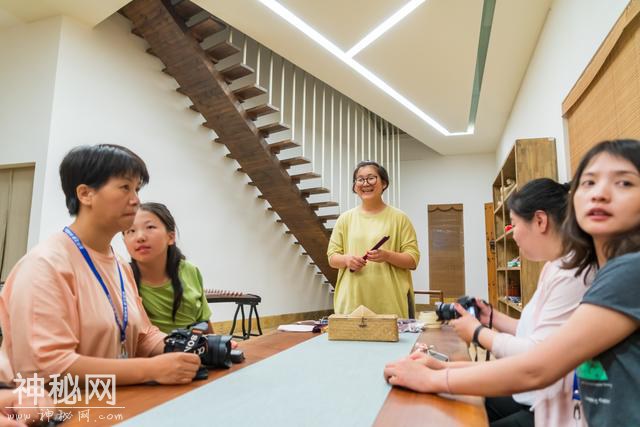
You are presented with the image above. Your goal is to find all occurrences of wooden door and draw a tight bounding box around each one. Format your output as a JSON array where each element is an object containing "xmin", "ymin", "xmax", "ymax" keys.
[
  {"xmin": 428, "ymin": 204, "xmax": 465, "ymax": 299},
  {"xmin": 484, "ymin": 203, "xmax": 497, "ymax": 307}
]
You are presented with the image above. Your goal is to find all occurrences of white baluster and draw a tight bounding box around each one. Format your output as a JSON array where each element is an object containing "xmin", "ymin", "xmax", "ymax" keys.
[
  {"xmin": 268, "ymin": 50, "xmax": 274, "ymax": 105},
  {"xmin": 312, "ymin": 78, "xmax": 316, "ymax": 169},
  {"xmin": 302, "ymin": 72, "xmax": 306, "ymax": 157}
]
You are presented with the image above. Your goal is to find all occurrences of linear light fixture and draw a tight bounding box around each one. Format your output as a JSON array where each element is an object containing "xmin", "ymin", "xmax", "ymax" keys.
[
  {"xmin": 346, "ymin": 0, "xmax": 426, "ymax": 58},
  {"xmin": 256, "ymin": 0, "xmax": 473, "ymax": 136}
]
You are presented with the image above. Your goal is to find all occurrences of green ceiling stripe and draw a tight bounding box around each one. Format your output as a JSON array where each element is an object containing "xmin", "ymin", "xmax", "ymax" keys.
[{"xmin": 468, "ymin": 0, "xmax": 496, "ymax": 129}]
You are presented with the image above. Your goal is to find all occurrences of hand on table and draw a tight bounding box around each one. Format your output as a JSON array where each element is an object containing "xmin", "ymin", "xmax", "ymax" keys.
[
  {"xmin": 383, "ymin": 358, "xmax": 433, "ymax": 393},
  {"xmin": 0, "ymin": 387, "xmax": 55, "ymax": 426},
  {"xmin": 407, "ymin": 350, "xmax": 447, "ymax": 370}
]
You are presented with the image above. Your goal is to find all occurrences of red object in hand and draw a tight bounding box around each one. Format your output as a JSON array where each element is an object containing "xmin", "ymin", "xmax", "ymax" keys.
[
  {"xmin": 504, "ymin": 224, "xmax": 514, "ymax": 233},
  {"xmin": 349, "ymin": 236, "xmax": 390, "ymax": 272}
]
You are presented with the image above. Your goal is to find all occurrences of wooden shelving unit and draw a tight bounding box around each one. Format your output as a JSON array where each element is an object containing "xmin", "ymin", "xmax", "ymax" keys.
[{"xmin": 491, "ymin": 138, "xmax": 558, "ymax": 318}]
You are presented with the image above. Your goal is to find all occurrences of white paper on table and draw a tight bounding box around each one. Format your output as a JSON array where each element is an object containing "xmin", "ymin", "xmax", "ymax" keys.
[{"xmin": 277, "ymin": 324, "xmax": 316, "ymax": 332}]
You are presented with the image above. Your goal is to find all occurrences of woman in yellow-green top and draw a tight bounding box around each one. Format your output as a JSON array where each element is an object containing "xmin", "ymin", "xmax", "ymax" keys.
[
  {"xmin": 328, "ymin": 161, "xmax": 420, "ymax": 318},
  {"xmin": 124, "ymin": 202, "xmax": 213, "ymax": 334}
]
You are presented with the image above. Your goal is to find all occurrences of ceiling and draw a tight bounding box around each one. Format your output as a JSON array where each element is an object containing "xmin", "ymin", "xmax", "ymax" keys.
[
  {"xmin": 0, "ymin": 0, "xmax": 552, "ymax": 155},
  {"xmin": 195, "ymin": 0, "xmax": 552, "ymax": 155}
]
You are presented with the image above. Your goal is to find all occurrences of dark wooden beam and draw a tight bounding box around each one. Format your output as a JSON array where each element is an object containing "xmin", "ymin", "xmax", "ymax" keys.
[{"xmin": 122, "ymin": 0, "xmax": 337, "ymax": 285}]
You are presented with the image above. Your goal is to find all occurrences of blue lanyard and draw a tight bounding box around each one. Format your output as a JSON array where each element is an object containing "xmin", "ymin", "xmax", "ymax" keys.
[
  {"xmin": 572, "ymin": 370, "xmax": 581, "ymax": 421},
  {"xmin": 63, "ymin": 227, "xmax": 128, "ymax": 344}
]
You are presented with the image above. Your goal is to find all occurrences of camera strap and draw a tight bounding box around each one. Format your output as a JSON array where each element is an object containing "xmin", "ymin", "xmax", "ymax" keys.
[{"xmin": 64, "ymin": 226, "xmax": 128, "ymax": 358}]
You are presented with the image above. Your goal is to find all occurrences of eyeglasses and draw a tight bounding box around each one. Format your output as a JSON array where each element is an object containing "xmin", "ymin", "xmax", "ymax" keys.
[{"xmin": 354, "ymin": 175, "xmax": 378, "ymax": 186}]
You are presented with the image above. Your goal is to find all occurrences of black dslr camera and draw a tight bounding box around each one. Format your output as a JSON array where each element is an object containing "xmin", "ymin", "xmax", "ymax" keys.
[
  {"xmin": 435, "ymin": 296, "xmax": 481, "ymax": 321},
  {"xmin": 164, "ymin": 322, "xmax": 244, "ymax": 379}
]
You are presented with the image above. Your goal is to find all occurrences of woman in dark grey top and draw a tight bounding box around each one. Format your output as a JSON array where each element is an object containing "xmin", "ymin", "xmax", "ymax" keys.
[{"xmin": 384, "ymin": 139, "xmax": 640, "ymax": 427}]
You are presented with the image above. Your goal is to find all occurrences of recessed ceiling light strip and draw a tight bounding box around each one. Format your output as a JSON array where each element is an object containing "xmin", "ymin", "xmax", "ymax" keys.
[
  {"xmin": 346, "ymin": 0, "xmax": 426, "ymax": 58},
  {"xmin": 257, "ymin": 0, "xmax": 473, "ymax": 136}
]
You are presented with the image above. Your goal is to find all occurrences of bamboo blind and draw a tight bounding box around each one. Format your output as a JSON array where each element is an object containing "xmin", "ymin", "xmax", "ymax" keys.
[
  {"xmin": 427, "ymin": 204, "xmax": 465, "ymax": 299},
  {"xmin": 563, "ymin": 1, "xmax": 640, "ymax": 173}
]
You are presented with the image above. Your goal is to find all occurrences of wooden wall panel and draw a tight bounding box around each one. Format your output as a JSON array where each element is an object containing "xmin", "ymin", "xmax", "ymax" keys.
[{"xmin": 564, "ymin": 2, "xmax": 640, "ymax": 172}]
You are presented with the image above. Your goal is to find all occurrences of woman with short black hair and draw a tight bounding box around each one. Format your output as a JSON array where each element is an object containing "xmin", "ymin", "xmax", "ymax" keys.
[{"xmin": 0, "ymin": 144, "xmax": 200, "ymax": 386}]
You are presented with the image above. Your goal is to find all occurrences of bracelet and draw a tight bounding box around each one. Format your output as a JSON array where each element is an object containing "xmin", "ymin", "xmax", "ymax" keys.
[
  {"xmin": 444, "ymin": 368, "xmax": 452, "ymax": 394},
  {"xmin": 0, "ymin": 382, "xmax": 13, "ymax": 390},
  {"xmin": 472, "ymin": 325, "xmax": 486, "ymax": 350}
]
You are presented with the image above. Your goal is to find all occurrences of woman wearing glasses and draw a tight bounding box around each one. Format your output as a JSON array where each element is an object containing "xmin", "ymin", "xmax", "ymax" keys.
[{"xmin": 327, "ymin": 161, "xmax": 420, "ymax": 318}]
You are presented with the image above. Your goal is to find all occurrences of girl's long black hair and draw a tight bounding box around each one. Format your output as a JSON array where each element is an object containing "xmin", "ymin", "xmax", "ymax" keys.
[{"xmin": 130, "ymin": 202, "xmax": 185, "ymax": 320}]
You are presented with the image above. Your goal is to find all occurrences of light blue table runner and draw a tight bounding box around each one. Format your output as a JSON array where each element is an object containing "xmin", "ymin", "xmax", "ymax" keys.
[{"xmin": 118, "ymin": 333, "xmax": 418, "ymax": 427}]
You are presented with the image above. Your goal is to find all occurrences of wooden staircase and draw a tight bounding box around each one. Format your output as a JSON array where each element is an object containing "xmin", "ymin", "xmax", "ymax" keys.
[{"xmin": 122, "ymin": 0, "xmax": 338, "ymax": 285}]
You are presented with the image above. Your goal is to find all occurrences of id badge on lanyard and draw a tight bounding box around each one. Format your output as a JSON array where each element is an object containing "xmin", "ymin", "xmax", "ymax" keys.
[
  {"xmin": 120, "ymin": 341, "xmax": 128, "ymax": 359},
  {"xmin": 64, "ymin": 227, "xmax": 129, "ymax": 359}
]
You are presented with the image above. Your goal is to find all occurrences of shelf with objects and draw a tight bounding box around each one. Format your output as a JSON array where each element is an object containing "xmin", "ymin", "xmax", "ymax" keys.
[{"xmin": 490, "ymin": 137, "xmax": 558, "ymax": 318}]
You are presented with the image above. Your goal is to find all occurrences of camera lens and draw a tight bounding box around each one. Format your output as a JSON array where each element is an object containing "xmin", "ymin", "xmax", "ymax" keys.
[{"xmin": 435, "ymin": 302, "xmax": 459, "ymax": 321}]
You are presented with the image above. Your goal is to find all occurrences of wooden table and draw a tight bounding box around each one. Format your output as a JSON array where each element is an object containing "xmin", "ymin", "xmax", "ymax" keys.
[{"xmin": 61, "ymin": 326, "xmax": 487, "ymax": 426}]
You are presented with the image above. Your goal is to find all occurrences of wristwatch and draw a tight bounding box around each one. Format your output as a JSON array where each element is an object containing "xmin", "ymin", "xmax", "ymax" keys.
[{"xmin": 472, "ymin": 325, "xmax": 486, "ymax": 350}]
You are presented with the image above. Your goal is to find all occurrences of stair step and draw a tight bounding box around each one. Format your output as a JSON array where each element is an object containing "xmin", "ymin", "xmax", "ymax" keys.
[
  {"xmin": 189, "ymin": 104, "xmax": 199, "ymax": 113},
  {"xmin": 131, "ymin": 26, "xmax": 143, "ymax": 38},
  {"xmin": 257, "ymin": 122, "xmax": 289, "ymax": 136},
  {"xmin": 233, "ymin": 83, "xmax": 268, "ymax": 102},
  {"xmin": 268, "ymin": 139, "xmax": 299, "ymax": 153},
  {"xmin": 176, "ymin": 86, "xmax": 187, "ymax": 96},
  {"xmin": 290, "ymin": 172, "xmax": 320, "ymax": 183},
  {"xmin": 187, "ymin": 11, "xmax": 226, "ymax": 41},
  {"xmin": 202, "ymin": 40, "xmax": 240, "ymax": 63},
  {"xmin": 280, "ymin": 156, "xmax": 310, "ymax": 169},
  {"xmin": 245, "ymin": 103, "xmax": 280, "ymax": 120},
  {"xmin": 300, "ymin": 187, "xmax": 330, "ymax": 197},
  {"xmin": 146, "ymin": 47, "xmax": 157, "ymax": 57},
  {"xmin": 309, "ymin": 201, "xmax": 339, "ymax": 210},
  {"xmin": 219, "ymin": 62, "xmax": 254, "ymax": 82},
  {"xmin": 318, "ymin": 214, "xmax": 340, "ymax": 222},
  {"xmin": 172, "ymin": 0, "xmax": 202, "ymax": 20}
]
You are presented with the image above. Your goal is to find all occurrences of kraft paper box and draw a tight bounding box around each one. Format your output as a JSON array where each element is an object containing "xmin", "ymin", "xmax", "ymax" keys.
[{"xmin": 328, "ymin": 305, "xmax": 398, "ymax": 342}]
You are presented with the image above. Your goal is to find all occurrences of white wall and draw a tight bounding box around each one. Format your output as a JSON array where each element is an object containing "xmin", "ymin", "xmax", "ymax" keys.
[
  {"xmin": 0, "ymin": 17, "xmax": 62, "ymax": 248},
  {"xmin": 5, "ymin": 14, "xmax": 332, "ymax": 320},
  {"xmin": 400, "ymin": 146, "xmax": 495, "ymax": 301},
  {"xmin": 496, "ymin": 0, "xmax": 630, "ymax": 181}
]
